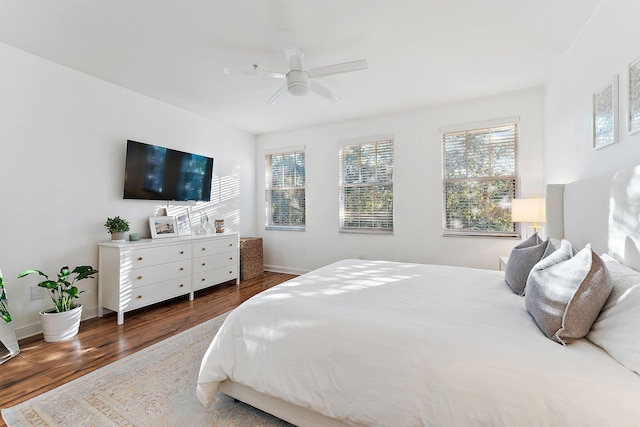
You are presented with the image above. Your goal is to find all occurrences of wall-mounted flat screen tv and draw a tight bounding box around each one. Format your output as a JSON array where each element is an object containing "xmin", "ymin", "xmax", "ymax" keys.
[{"xmin": 123, "ymin": 140, "xmax": 214, "ymax": 202}]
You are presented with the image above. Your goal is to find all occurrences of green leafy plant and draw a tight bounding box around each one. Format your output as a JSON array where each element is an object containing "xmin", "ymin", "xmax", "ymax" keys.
[
  {"xmin": 18, "ymin": 266, "xmax": 98, "ymax": 313},
  {"xmin": 0, "ymin": 272, "xmax": 11, "ymax": 323},
  {"xmin": 104, "ymin": 216, "xmax": 130, "ymax": 233}
]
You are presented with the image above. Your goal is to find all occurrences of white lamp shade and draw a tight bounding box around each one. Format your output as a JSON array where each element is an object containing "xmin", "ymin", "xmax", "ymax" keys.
[{"xmin": 511, "ymin": 198, "xmax": 546, "ymax": 223}]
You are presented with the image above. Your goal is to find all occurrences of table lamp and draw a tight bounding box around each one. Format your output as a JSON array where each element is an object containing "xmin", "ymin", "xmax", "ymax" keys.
[{"xmin": 511, "ymin": 198, "xmax": 546, "ymax": 235}]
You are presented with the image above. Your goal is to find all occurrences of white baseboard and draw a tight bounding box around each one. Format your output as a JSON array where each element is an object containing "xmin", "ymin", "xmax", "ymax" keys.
[
  {"xmin": 15, "ymin": 306, "xmax": 99, "ymax": 340},
  {"xmin": 264, "ymin": 265, "xmax": 309, "ymax": 276}
]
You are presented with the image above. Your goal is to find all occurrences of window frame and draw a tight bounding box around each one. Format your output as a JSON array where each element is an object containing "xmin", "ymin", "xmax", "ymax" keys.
[
  {"xmin": 264, "ymin": 146, "xmax": 306, "ymax": 231},
  {"xmin": 441, "ymin": 120, "xmax": 519, "ymax": 238},
  {"xmin": 339, "ymin": 135, "xmax": 394, "ymax": 234}
]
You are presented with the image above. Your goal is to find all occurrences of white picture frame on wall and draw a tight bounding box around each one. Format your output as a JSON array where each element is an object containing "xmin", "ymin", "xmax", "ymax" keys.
[
  {"xmin": 592, "ymin": 74, "xmax": 619, "ymax": 150},
  {"xmin": 628, "ymin": 57, "xmax": 640, "ymax": 135}
]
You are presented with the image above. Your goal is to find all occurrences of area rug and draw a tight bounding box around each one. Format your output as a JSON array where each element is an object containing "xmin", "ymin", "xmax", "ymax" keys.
[{"xmin": 2, "ymin": 312, "xmax": 292, "ymax": 427}]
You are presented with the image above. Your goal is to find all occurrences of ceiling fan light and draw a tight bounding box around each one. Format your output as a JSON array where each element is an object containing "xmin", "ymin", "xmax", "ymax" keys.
[
  {"xmin": 288, "ymin": 83, "xmax": 309, "ymax": 96},
  {"xmin": 287, "ymin": 70, "xmax": 310, "ymax": 96}
]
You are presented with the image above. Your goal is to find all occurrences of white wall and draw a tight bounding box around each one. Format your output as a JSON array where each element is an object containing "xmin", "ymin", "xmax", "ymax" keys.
[
  {"xmin": 545, "ymin": 0, "xmax": 640, "ymax": 183},
  {"xmin": 256, "ymin": 87, "xmax": 545, "ymax": 274},
  {"xmin": 0, "ymin": 43, "xmax": 256, "ymax": 338}
]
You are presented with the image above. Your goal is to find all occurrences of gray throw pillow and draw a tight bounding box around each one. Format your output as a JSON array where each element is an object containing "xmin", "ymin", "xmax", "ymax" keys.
[
  {"xmin": 505, "ymin": 233, "xmax": 554, "ymax": 295},
  {"xmin": 525, "ymin": 241, "xmax": 612, "ymax": 345}
]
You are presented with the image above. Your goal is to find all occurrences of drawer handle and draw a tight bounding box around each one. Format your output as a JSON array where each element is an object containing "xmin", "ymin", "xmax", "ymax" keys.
[
  {"xmin": 137, "ymin": 257, "xmax": 143, "ymax": 261},
  {"xmin": 180, "ymin": 251, "xmax": 184, "ymax": 255},
  {"xmin": 229, "ymin": 257, "xmax": 233, "ymax": 260},
  {"xmin": 137, "ymin": 295, "xmax": 142, "ymax": 299},
  {"xmin": 201, "ymin": 278, "xmax": 206, "ymax": 282},
  {"xmin": 229, "ymin": 243, "xmax": 233, "ymax": 247},
  {"xmin": 179, "ymin": 284, "xmax": 184, "ymax": 288},
  {"xmin": 202, "ymin": 262, "xmax": 206, "ymax": 266},
  {"xmin": 180, "ymin": 267, "xmax": 184, "ymax": 271},
  {"xmin": 229, "ymin": 270, "xmax": 232, "ymax": 274},
  {"xmin": 137, "ymin": 275, "xmax": 143, "ymax": 280},
  {"xmin": 201, "ymin": 248, "xmax": 206, "ymax": 251}
]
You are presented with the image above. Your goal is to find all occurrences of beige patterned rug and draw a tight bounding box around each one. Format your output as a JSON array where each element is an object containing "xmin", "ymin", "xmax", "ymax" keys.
[{"xmin": 2, "ymin": 312, "xmax": 292, "ymax": 427}]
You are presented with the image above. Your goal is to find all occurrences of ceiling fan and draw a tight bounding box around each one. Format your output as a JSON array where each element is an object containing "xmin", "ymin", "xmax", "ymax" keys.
[{"xmin": 224, "ymin": 30, "xmax": 368, "ymax": 105}]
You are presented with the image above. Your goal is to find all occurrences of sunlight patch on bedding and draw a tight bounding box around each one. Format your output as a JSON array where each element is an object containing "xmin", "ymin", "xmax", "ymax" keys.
[
  {"xmin": 243, "ymin": 319, "xmax": 322, "ymax": 353},
  {"xmin": 252, "ymin": 260, "xmax": 423, "ymax": 302}
]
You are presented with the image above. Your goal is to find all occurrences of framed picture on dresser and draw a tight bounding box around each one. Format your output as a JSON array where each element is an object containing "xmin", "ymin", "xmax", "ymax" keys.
[
  {"xmin": 149, "ymin": 216, "xmax": 178, "ymax": 238},
  {"xmin": 175, "ymin": 209, "xmax": 192, "ymax": 236}
]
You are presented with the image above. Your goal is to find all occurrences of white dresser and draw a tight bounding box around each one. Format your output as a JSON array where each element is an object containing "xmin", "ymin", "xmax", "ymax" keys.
[{"xmin": 98, "ymin": 233, "xmax": 239, "ymax": 324}]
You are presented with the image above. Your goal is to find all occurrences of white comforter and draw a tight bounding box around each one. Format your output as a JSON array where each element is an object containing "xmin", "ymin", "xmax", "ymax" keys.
[{"xmin": 197, "ymin": 259, "xmax": 640, "ymax": 426}]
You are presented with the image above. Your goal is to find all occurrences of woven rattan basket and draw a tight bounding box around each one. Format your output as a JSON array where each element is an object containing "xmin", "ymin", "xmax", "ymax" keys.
[{"xmin": 240, "ymin": 237, "xmax": 263, "ymax": 281}]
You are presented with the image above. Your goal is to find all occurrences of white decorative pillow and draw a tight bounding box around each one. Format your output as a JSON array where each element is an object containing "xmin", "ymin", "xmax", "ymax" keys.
[
  {"xmin": 505, "ymin": 233, "xmax": 555, "ymax": 296},
  {"xmin": 587, "ymin": 255, "xmax": 640, "ymax": 375},
  {"xmin": 525, "ymin": 241, "xmax": 612, "ymax": 345}
]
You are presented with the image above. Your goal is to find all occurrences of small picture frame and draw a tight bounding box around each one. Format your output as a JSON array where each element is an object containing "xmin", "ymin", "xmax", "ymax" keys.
[
  {"xmin": 592, "ymin": 75, "xmax": 619, "ymax": 150},
  {"xmin": 628, "ymin": 57, "xmax": 640, "ymax": 135},
  {"xmin": 149, "ymin": 216, "xmax": 178, "ymax": 239},
  {"xmin": 175, "ymin": 209, "xmax": 192, "ymax": 236}
]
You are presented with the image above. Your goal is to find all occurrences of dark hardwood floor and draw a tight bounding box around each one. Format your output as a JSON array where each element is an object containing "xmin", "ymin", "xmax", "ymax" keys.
[{"xmin": 0, "ymin": 271, "xmax": 296, "ymax": 424}]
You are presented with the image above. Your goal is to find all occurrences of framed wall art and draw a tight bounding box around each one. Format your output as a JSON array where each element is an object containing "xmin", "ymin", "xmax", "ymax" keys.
[
  {"xmin": 175, "ymin": 209, "xmax": 192, "ymax": 236},
  {"xmin": 149, "ymin": 216, "xmax": 178, "ymax": 238},
  {"xmin": 593, "ymin": 74, "xmax": 619, "ymax": 150},
  {"xmin": 629, "ymin": 57, "xmax": 640, "ymax": 134}
]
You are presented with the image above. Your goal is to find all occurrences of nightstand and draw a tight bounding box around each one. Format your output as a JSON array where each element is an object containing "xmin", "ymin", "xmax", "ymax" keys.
[{"xmin": 498, "ymin": 256, "xmax": 509, "ymax": 271}]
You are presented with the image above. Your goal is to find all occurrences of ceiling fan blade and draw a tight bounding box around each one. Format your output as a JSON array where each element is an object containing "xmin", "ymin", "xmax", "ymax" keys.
[
  {"xmin": 310, "ymin": 80, "xmax": 341, "ymax": 103},
  {"xmin": 224, "ymin": 68, "xmax": 286, "ymax": 79},
  {"xmin": 278, "ymin": 30, "xmax": 303, "ymax": 70},
  {"xmin": 307, "ymin": 59, "xmax": 368, "ymax": 79},
  {"xmin": 266, "ymin": 83, "xmax": 289, "ymax": 105}
]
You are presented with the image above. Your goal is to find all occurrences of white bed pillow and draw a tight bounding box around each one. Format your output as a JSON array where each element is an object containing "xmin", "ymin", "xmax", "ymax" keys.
[
  {"xmin": 525, "ymin": 241, "xmax": 612, "ymax": 345},
  {"xmin": 587, "ymin": 255, "xmax": 640, "ymax": 375}
]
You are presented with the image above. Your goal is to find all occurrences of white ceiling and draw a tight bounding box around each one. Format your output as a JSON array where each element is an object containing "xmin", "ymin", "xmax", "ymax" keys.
[{"xmin": 0, "ymin": 0, "xmax": 601, "ymax": 135}]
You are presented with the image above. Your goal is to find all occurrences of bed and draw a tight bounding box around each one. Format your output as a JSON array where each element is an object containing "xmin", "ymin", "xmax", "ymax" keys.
[{"xmin": 197, "ymin": 164, "xmax": 640, "ymax": 426}]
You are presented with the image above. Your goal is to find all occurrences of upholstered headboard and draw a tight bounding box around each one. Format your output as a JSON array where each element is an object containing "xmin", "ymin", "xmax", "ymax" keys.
[{"xmin": 545, "ymin": 164, "xmax": 640, "ymax": 272}]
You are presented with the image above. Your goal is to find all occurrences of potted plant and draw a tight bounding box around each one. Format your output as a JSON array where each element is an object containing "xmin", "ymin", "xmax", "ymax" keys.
[
  {"xmin": 0, "ymin": 269, "xmax": 20, "ymax": 362},
  {"xmin": 18, "ymin": 265, "xmax": 98, "ymax": 342},
  {"xmin": 104, "ymin": 216, "xmax": 130, "ymax": 241}
]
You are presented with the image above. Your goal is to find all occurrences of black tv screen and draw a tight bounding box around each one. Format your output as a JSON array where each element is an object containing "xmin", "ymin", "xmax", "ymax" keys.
[{"xmin": 123, "ymin": 140, "xmax": 214, "ymax": 201}]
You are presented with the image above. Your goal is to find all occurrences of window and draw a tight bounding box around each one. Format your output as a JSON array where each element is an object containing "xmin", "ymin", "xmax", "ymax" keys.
[
  {"xmin": 339, "ymin": 137, "xmax": 394, "ymax": 233},
  {"xmin": 442, "ymin": 122, "xmax": 518, "ymax": 237},
  {"xmin": 265, "ymin": 148, "xmax": 305, "ymax": 230}
]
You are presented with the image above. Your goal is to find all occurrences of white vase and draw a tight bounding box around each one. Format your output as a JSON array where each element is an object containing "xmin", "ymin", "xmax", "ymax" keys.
[
  {"xmin": 0, "ymin": 320, "xmax": 20, "ymax": 364},
  {"xmin": 40, "ymin": 305, "xmax": 82, "ymax": 342}
]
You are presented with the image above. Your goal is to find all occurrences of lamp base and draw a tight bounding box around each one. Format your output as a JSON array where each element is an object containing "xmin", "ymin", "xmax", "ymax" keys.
[{"xmin": 523, "ymin": 225, "xmax": 545, "ymax": 240}]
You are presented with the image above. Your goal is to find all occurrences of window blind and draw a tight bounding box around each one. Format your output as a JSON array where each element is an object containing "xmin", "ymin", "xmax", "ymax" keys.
[
  {"xmin": 265, "ymin": 150, "xmax": 305, "ymax": 230},
  {"xmin": 442, "ymin": 124, "xmax": 518, "ymax": 237},
  {"xmin": 339, "ymin": 139, "xmax": 393, "ymax": 233}
]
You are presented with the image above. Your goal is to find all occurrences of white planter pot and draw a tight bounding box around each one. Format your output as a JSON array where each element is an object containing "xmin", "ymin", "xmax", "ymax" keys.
[
  {"xmin": 0, "ymin": 320, "xmax": 20, "ymax": 364},
  {"xmin": 111, "ymin": 232, "xmax": 126, "ymax": 242},
  {"xmin": 40, "ymin": 305, "xmax": 82, "ymax": 342}
]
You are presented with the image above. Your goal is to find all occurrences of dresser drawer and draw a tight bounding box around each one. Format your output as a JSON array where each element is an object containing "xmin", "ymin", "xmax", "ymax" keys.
[
  {"xmin": 126, "ymin": 260, "xmax": 191, "ymax": 289},
  {"xmin": 124, "ymin": 243, "xmax": 192, "ymax": 268},
  {"xmin": 193, "ymin": 238, "xmax": 237, "ymax": 257},
  {"xmin": 194, "ymin": 265, "xmax": 238, "ymax": 291},
  {"xmin": 193, "ymin": 252, "xmax": 236, "ymax": 273},
  {"xmin": 123, "ymin": 278, "xmax": 191, "ymax": 311}
]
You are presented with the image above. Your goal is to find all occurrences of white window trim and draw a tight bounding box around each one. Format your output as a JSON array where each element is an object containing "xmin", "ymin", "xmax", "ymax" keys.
[
  {"xmin": 439, "ymin": 116, "xmax": 520, "ymax": 134},
  {"xmin": 441, "ymin": 122, "xmax": 519, "ymax": 238},
  {"xmin": 339, "ymin": 135, "xmax": 394, "ymax": 234},
  {"xmin": 265, "ymin": 146, "xmax": 306, "ymax": 231}
]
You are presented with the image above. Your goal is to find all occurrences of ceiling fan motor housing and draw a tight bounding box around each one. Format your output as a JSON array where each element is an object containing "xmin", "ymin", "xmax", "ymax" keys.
[{"xmin": 287, "ymin": 70, "xmax": 310, "ymax": 96}]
